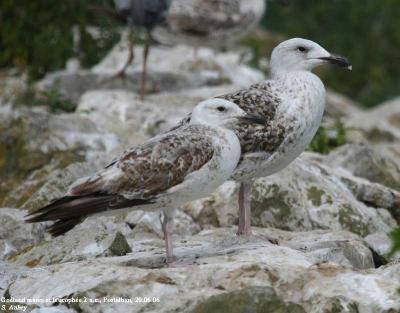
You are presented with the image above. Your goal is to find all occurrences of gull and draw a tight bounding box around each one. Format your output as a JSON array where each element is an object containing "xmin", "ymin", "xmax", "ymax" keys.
[
  {"xmin": 25, "ymin": 99, "xmax": 265, "ymax": 263},
  {"xmin": 153, "ymin": 0, "xmax": 266, "ymax": 49},
  {"xmin": 174, "ymin": 38, "xmax": 352, "ymax": 239},
  {"xmin": 113, "ymin": 0, "xmax": 172, "ymax": 100}
]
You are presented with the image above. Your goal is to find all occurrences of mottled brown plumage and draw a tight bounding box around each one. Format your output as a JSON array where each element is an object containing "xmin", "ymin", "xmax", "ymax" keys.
[
  {"xmin": 26, "ymin": 124, "xmax": 217, "ymax": 233},
  {"xmin": 153, "ymin": 0, "xmax": 266, "ymax": 47},
  {"xmin": 173, "ymin": 82, "xmax": 286, "ymax": 158},
  {"xmin": 216, "ymin": 82, "xmax": 285, "ymax": 155},
  {"xmin": 98, "ymin": 125, "xmax": 216, "ymax": 198}
]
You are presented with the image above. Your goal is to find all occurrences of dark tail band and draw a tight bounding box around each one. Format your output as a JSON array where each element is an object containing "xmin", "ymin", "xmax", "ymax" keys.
[{"xmin": 25, "ymin": 194, "xmax": 153, "ymax": 236}]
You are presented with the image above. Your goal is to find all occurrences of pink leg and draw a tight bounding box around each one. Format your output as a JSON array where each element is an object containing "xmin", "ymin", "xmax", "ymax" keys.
[
  {"xmin": 237, "ymin": 182, "xmax": 252, "ymax": 236},
  {"xmin": 161, "ymin": 213, "xmax": 174, "ymax": 264},
  {"xmin": 236, "ymin": 182, "xmax": 278, "ymax": 244}
]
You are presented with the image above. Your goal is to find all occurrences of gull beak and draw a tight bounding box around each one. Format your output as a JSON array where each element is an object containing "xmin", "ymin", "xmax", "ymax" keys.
[
  {"xmin": 318, "ymin": 54, "xmax": 352, "ymax": 70},
  {"xmin": 239, "ymin": 113, "xmax": 267, "ymax": 125}
]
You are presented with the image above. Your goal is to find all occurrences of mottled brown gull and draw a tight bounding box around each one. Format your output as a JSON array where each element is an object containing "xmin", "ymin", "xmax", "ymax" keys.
[
  {"xmin": 25, "ymin": 99, "xmax": 265, "ymax": 263},
  {"xmin": 152, "ymin": 0, "xmax": 266, "ymax": 48},
  {"xmin": 174, "ymin": 38, "xmax": 352, "ymax": 240}
]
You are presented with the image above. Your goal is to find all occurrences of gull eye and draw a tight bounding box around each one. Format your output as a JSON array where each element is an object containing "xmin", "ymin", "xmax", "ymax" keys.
[
  {"xmin": 297, "ymin": 46, "xmax": 307, "ymax": 52},
  {"xmin": 217, "ymin": 106, "xmax": 226, "ymax": 112}
]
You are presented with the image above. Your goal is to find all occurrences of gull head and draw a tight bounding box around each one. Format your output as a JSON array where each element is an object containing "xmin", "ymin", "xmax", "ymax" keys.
[
  {"xmin": 270, "ymin": 38, "xmax": 352, "ymax": 76},
  {"xmin": 191, "ymin": 99, "xmax": 266, "ymax": 129}
]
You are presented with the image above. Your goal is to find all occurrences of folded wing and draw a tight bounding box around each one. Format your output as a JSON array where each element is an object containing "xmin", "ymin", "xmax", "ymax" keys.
[{"xmin": 25, "ymin": 125, "xmax": 215, "ymax": 236}]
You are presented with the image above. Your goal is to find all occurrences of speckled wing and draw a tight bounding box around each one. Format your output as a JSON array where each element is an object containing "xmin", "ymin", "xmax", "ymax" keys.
[
  {"xmin": 172, "ymin": 82, "xmax": 286, "ymax": 156},
  {"xmin": 215, "ymin": 81, "xmax": 286, "ymax": 155},
  {"xmin": 69, "ymin": 124, "xmax": 216, "ymax": 199},
  {"xmin": 26, "ymin": 125, "xmax": 216, "ymax": 236}
]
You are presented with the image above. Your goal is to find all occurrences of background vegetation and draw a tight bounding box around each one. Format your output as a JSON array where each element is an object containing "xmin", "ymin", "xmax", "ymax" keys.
[
  {"xmin": 0, "ymin": 0, "xmax": 399, "ymax": 107},
  {"xmin": 0, "ymin": 0, "xmax": 119, "ymax": 81},
  {"xmin": 265, "ymin": 0, "xmax": 400, "ymax": 107}
]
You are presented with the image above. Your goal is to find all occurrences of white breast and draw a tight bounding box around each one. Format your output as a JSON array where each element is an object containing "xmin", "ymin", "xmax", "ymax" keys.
[
  {"xmin": 164, "ymin": 128, "xmax": 241, "ymax": 206},
  {"xmin": 234, "ymin": 71, "xmax": 326, "ymax": 181}
]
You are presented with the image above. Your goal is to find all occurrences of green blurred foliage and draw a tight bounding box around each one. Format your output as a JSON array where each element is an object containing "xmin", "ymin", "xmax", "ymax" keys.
[
  {"xmin": 15, "ymin": 88, "xmax": 76, "ymax": 113},
  {"xmin": 308, "ymin": 119, "xmax": 347, "ymax": 154},
  {"xmin": 390, "ymin": 228, "xmax": 400, "ymax": 256},
  {"xmin": 264, "ymin": 0, "xmax": 400, "ymax": 107},
  {"xmin": 0, "ymin": 0, "xmax": 120, "ymax": 81},
  {"xmin": 35, "ymin": 89, "xmax": 76, "ymax": 113}
]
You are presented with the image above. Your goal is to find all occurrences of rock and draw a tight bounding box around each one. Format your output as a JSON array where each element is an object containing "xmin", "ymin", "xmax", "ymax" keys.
[
  {"xmin": 365, "ymin": 232, "xmax": 400, "ymax": 264},
  {"xmin": 326, "ymin": 144, "xmax": 400, "ymax": 191},
  {"xmin": 325, "ymin": 89, "xmax": 363, "ymax": 118},
  {"xmin": 8, "ymin": 215, "xmax": 132, "ymax": 267},
  {"xmin": 76, "ymin": 89, "xmax": 191, "ymax": 143},
  {"xmin": 283, "ymin": 230, "xmax": 374, "ymax": 270},
  {"xmin": 0, "ymin": 261, "xmax": 30, "ymax": 297},
  {"xmin": 8, "ymin": 208, "xmax": 200, "ymax": 267},
  {"xmin": 338, "ymin": 173, "xmax": 400, "ymax": 211},
  {"xmin": 191, "ymin": 286, "xmax": 306, "ymax": 313},
  {"xmin": 183, "ymin": 181, "xmax": 238, "ymax": 228},
  {"xmin": 108, "ymin": 232, "xmax": 132, "ymax": 256},
  {"xmin": 0, "ymin": 106, "xmax": 119, "ymax": 207},
  {"xmin": 185, "ymin": 153, "xmax": 394, "ymax": 237},
  {"xmin": 0, "ymin": 208, "xmax": 45, "ymax": 260},
  {"xmin": 125, "ymin": 209, "xmax": 200, "ymax": 239},
  {"xmin": 39, "ymin": 40, "xmax": 264, "ymax": 103},
  {"xmin": 251, "ymin": 155, "xmax": 395, "ymax": 236},
  {"xmin": 0, "ymin": 72, "xmax": 27, "ymax": 104},
  {"xmin": 5, "ymin": 228, "xmax": 399, "ymax": 313},
  {"xmin": 346, "ymin": 97, "xmax": 400, "ymax": 144}
]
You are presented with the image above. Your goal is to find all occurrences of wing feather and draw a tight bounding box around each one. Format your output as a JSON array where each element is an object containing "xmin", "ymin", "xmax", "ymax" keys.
[
  {"xmin": 26, "ymin": 125, "xmax": 216, "ymax": 236},
  {"xmin": 173, "ymin": 82, "xmax": 286, "ymax": 155},
  {"xmin": 69, "ymin": 124, "xmax": 216, "ymax": 199}
]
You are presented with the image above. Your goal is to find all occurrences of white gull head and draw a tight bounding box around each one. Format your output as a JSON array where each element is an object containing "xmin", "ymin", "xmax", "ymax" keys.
[
  {"xmin": 190, "ymin": 98, "xmax": 265, "ymax": 129},
  {"xmin": 270, "ymin": 38, "xmax": 352, "ymax": 76}
]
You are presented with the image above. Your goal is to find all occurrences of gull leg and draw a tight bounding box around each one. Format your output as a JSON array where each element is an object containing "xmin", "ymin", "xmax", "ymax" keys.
[
  {"xmin": 161, "ymin": 212, "xmax": 174, "ymax": 264},
  {"xmin": 117, "ymin": 28, "xmax": 135, "ymax": 79},
  {"xmin": 237, "ymin": 182, "xmax": 252, "ymax": 236},
  {"xmin": 237, "ymin": 182, "xmax": 278, "ymax": 244},
  {"xmin": 140, "ymin": 34, "xmax": 151, "ymax": 100},
  {"xmin": 99, "ymin": 28, "xmax": 135, "ymax": 85},
  {"xmin": 160, "ymin": 210, "xmax": 198, "ymax": 267}
]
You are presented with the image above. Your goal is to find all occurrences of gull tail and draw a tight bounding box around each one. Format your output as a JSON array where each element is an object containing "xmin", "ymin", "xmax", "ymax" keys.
[{"xmin": 25, "ymin": 193, "xmax": 152, "ymax": 237}]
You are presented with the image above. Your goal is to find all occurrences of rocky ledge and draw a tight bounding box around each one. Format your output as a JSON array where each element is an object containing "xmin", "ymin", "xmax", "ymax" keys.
[{"xmin": 2, "ymin": 225, "xmax": 400, "ymax": 313}]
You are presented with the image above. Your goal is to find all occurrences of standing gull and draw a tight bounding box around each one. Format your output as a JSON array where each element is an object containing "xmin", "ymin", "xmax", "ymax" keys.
[
  {"xmin": 113, "ymin": 0, "xmax": 172, "ymax": 99},
  {"xmin": 25, "ymin": 99, "xmax": 265, "ymax": 263},
  {"xmin": 174, "ymin": 38, "xmax": 352, "ymax": 239}
]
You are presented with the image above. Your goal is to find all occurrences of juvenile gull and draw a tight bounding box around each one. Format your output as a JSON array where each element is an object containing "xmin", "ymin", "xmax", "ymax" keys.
[
  {"xmin": 174, "ymin": 38, "xmax": 352, "ymax": 239},
  {"xmin": 26, "ymin": 99, "xmax": 265, "ymax": 263}
]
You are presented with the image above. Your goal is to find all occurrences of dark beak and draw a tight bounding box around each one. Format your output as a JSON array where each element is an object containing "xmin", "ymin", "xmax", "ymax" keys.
[
  {"xmin": 239, "ymin": 113, "xmax": 267, "ymax": 125},
  {"xmin": 318, "ymin": 54, "xmax": 352, "ymax": 70}
]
